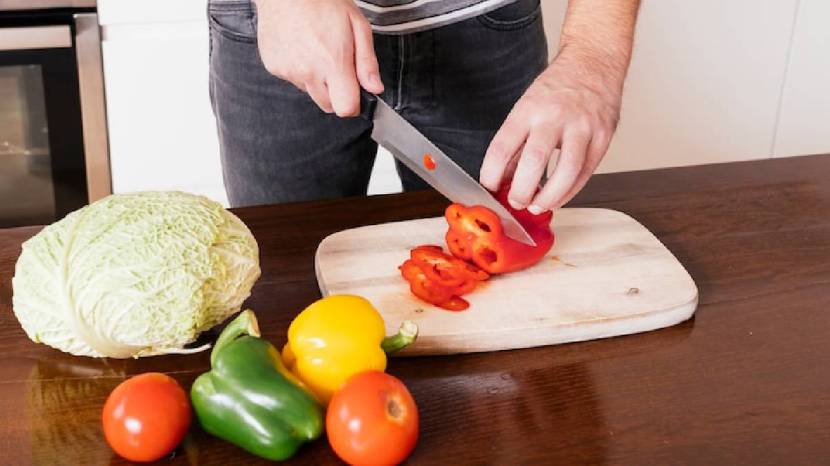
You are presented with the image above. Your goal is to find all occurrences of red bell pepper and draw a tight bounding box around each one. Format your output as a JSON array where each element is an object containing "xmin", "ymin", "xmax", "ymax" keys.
[
  {"xmin": 444, "ymin": 185, "xmax": 554, "ymax": 274},
  {"xmin": 410, "ymin": 245, "xmax": 490, "ymax": 285},
  {"xmin": 398, "ymin": 246, "xmax": 489, "ymax": 311}
]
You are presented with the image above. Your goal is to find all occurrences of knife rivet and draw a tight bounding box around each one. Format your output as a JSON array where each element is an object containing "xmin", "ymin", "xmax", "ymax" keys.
[{"xmin": 423, "ymin": 154, "xmax": 436, "ymax": 171}]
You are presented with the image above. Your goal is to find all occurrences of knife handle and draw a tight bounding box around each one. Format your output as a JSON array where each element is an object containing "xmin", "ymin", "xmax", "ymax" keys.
[{"xmin": 358, "ymin": 90, "xmax": 378, "ymax": 121}]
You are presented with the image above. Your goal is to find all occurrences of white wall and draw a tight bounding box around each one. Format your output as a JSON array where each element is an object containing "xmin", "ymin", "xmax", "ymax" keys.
[
  {"xmin": 544, "ymin": 0, "xmax": 814, "ymax": 173},
  {"xmin": 99, "ymin": 0, "xmax": 830, "ymax": 205},
  {"xmin": 772, "ymin": 0, "xmax": 830, "ymax": 157}
]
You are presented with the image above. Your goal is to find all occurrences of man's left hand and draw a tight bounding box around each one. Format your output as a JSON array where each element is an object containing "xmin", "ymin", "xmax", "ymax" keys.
[{"xmin": 479, "ymin": 53, "xmax": 624, "ymax": 214}]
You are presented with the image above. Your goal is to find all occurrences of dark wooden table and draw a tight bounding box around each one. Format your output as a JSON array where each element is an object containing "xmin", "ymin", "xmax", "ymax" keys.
[{"xmin": 2, "ymin": 154, "xmax": 829, "ymax": 465}]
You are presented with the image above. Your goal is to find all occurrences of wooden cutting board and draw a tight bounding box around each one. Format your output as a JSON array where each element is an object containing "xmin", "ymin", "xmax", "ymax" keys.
[{"xmin": 315, "ymin": 208, "xmax": 698, "ymax": 355}]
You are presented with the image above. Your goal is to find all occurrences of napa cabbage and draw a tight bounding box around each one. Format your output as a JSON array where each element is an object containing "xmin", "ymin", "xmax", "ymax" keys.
[{"xmin": 12, "ymin": 191, "xmax": 261, "ymax": 358}]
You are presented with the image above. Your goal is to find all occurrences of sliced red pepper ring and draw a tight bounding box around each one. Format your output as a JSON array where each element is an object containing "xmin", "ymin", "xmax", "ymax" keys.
[
  {"xmin": 443, "ymin": 182, "xmax": 555, "ymax": 275},
  {"xmin": 410, "ymin": 246, "xmax": 454, "ymax": 263},
  {"xmin": 399, "ymin": 260, "xmax": 453, "ymax": 305},
  {"xmin": 441, "ymin": 296, "xmax": 469, "ymax": 312},
  {"xmin": 423, "ymin": 265, "xmax": 467, "ymax": 288},
  {"xmin": 447, "ymin": 205, "xmax": 503, "ymax": 237},
  {"xmin": 446, "ymin": 230, "xmax": 471, "ymax": 260},
  {"xmin": 451, "ymin": 277, "xmax": 477, "ymax": 295},
  {"xmin": 399, "ymin": 259, "xmax": 423, "ymax": 282},
  {"xmin": 413, "ymin": 244, "xmax": 443, "ymax": 251},
  {"xmin": 453, "ymin": 259, "xmax": 489, "ymax": 282},
  {"xmin": 400, "ymin": 182, "xmax": 555, "ymax": 310},
  {"xmin": 410, "ymin": 246, "xmax": 481, "ymax": 287},
  {"xmin": 413, "ymin": 246, "xmax": 488, "ymax": 281},
  {"xmin": 413, "ymin": 243, "xmax": 489, "ymax": 279},
  {"xmin": 410, "ymin": 279, "xmax": 453, "ymax": 306},
  {"xmin": 399, "ymin": 245, "xmax": 486, "ymax": 311}
]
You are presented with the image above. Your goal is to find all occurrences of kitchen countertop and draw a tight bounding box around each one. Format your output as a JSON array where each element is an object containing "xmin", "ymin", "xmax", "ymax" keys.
[{"xmin": 1, "ymin": 154, "xmax": 829, "ymax": 465}]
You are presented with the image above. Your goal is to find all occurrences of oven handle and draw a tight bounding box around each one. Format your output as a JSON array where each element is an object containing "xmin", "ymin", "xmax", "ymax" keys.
[
  {"xmin": 74, "ymin": 13, "xmax": 113, "ymax": 202},
  {"xmin": 0, "ymin": 25, "xmax": 72, "ymax": 51}
]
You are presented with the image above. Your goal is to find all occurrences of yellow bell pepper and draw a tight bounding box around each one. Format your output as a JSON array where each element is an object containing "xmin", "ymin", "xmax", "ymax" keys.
[{"xmin": 282, "ymin": 295, "xmax": 418, "ymax": 403}]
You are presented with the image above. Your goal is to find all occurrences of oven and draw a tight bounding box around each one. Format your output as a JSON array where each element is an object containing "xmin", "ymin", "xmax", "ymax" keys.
[{"xmin": 0, "ymin": 0, "xmax": 109, "ymax": 228}]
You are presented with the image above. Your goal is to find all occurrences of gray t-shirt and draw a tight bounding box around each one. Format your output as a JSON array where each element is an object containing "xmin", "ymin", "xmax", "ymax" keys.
[{"xmin": 357, "ymin": 0, "xmax": 519, "ymax": 34}]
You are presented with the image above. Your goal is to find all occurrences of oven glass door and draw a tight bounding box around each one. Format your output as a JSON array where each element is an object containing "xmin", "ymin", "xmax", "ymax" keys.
[{"xmin": 0, "ymin": 30, "xmax": 87, "ymax": 228}]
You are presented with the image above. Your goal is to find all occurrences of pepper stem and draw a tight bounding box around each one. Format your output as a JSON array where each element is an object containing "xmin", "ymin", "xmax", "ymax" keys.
[
  {"xmin": 210, "ymin": 309, "xmax": 261, "ymax": 366},
  {"xmin": 381, "ymin": 320, "xmax": 419, "ymax": 354}
]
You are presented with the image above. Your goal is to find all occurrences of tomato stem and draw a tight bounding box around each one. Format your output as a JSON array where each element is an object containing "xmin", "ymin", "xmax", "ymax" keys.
[{"xmin": 381, "ymin": 320, "xmax": 419, "ymax": 354}]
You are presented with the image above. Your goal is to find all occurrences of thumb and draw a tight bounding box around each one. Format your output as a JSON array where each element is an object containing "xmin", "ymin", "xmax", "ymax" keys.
[{"xmin": 350, "ymin": 12, "xmax": 384, "ymax": 94}]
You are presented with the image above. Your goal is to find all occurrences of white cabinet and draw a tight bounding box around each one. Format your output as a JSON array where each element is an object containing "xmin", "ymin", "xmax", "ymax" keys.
[{"xmin": 99, "ymin": 3, "xmax": 227, "ymax": 205}]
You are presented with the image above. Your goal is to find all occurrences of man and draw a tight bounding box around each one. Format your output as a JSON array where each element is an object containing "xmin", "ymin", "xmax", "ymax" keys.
[{"xmin": 208, "ymin": 0, "xmax": 639, "ymax": 213}]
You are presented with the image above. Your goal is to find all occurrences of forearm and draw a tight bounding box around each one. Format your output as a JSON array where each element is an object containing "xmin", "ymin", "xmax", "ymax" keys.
[{"xmin": 552, "ymin": 0, "xmax": 640, "ymax": 93}]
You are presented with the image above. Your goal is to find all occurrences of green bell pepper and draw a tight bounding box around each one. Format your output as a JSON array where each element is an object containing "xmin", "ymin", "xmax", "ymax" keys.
[{"xmin": 191, "ymin": 310, "xmax": 323, "ymax": 461}]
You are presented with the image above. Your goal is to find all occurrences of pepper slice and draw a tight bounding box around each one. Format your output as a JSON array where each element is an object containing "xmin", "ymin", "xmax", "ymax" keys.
[
  {"xmin": 410, "ymin": 246, "xmax": 489, "ymax": 287},
  {"xmin": 399, "ymin": 259, "xmax": 454, "ymax": 305},
  {"xmin": 398, "ymin": 245, "xmax": 487, "ymax": 311},
  {"xmin": 445, "ymin": 183, "xmax": 555, "ymax": 274},
  {"xmin": 442, "ymin": 296, "xmax": 470, "ymax": 312}
]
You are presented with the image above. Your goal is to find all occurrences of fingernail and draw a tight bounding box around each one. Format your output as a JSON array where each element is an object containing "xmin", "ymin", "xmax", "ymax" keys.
[
  {"xmin": 508, "ymin": 198, "xmax": 524, "ymax": 210},
  {"xmin": 527, "ymin": 204, "xmax": 543, "ymax": 215},
  {"xmin": 479, "ymin": 175, "xmax": 494, "ymax": 190}
]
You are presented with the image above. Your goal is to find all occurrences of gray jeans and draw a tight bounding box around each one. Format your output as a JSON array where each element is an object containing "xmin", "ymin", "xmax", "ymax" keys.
[{"xmin": 208, "ymin": 0, "xmax": 547, "ymax": 207}]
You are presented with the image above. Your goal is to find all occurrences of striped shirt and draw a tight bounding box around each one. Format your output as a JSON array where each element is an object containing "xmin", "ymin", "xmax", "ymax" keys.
[{"xmin": 357, "ymin": 0, "xmax": 519, "ymax": 34}]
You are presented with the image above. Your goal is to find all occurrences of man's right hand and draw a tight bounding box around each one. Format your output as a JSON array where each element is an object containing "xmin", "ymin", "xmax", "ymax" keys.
[{"xmin": 253, "ymin": 0, "xmax": 384, "ymax": 116}]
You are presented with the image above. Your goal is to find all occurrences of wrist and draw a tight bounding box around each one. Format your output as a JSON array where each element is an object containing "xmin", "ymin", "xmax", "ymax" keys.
[{"xmin": 550, "ymin": 40, "xmax": 629, "ymax": 96}]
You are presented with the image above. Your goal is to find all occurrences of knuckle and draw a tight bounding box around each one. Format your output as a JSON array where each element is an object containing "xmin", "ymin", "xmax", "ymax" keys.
[
  {"xmin": 559, "ymin": 155, "xmax": 583, "ymax": 173},
  {"xmin": 292, "ymin": 67, "xmax": 314, "ymax": 83},
  {"xmin": 357, "ymin": 53, "xmax": 379, "ymax": 70},
  {"xmin": 353, "ymin": 13, "xmax": 371, "ymax": 30},
  {"xmin": 572, "ymin": 116, "xmax": 593, "ymax": 136},
  {"xmin": 313, "ymin": 100, "xmax": 333, "ymax": 113},
  {"xmin": 595, "ymin": 128, "xmax": 612, "ymax": 144},
  {"xmin": 535, "ymin": 121, "xmax": 559, "ymax": 138},
  {"xmin": 335, "ymin": 101, "xmax": 359, "ymax": 117},
  {"xmin": 523, "ymin": 146, "xmax": 550, "ymax": 165},
  {"xmin": 488, "ymin": 142, "xmax": 513, "ymax": 162},
  {"xmin": 320, "ymin": 48, "xmax": 345, "ymax": 72},
  {"xmin": 332, "ymin": 96, "xmax": 360, "ymax": 117}
]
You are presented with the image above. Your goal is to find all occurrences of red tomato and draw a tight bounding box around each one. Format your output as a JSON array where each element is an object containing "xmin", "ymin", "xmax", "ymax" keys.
[
  {"xmin": 327, "ymin": 372, "xmax": 419, "ymax": 466},
  {"xmin": 102, "ymin": 372, "xmax": 191, "ymax": 462}
]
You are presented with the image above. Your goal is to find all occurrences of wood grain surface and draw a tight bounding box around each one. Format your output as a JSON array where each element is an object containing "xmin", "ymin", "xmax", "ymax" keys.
[
  {"xmin": 1, "ymin": 154, "xmax": 829, "ymax": 465},
  {"xmin": 316, "ymin": 208, "xmax": 698, "ymax": 355}
]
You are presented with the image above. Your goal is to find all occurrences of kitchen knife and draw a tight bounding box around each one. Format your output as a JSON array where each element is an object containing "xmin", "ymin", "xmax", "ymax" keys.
[{"xmin": 358, "ymin": 92, "xmax": 536, "ymax": 246}]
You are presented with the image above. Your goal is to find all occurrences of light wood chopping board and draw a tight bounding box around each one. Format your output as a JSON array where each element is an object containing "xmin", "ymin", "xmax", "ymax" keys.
[{"xmin": 315, "ymin": 208, "xmax": 698, "ymax": 355}]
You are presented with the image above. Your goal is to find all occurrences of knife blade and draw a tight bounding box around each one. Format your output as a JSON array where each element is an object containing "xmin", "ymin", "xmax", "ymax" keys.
[{"xmin": 358, "ymin": 92, "xmax": 536, "ymax": 246}]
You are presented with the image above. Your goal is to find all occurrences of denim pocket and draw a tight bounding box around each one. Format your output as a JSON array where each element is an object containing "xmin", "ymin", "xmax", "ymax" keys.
[
  {"xmin": 208, "ymin": 0, "xmax": 257, "ymax": 43},
  {"xmin": 478, "ymin": 0, "xmax": 542, "ymax": 31}
]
